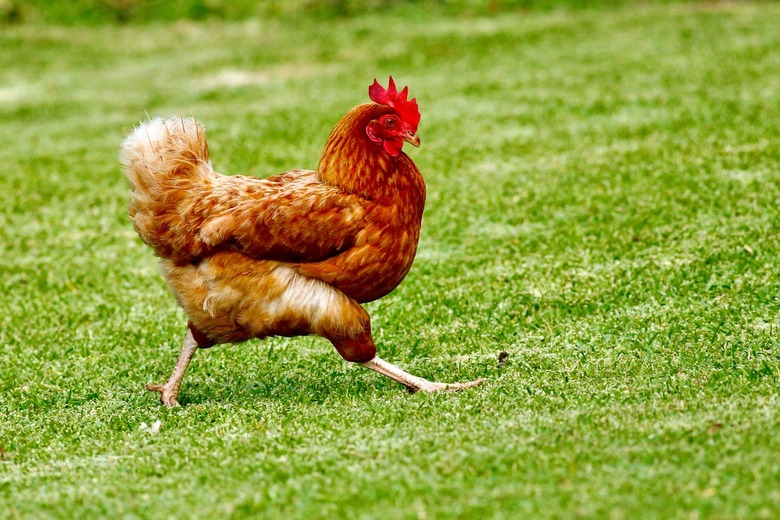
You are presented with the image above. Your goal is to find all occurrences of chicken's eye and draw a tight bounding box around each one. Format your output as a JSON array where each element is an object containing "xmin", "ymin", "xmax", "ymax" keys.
[{"xmin": 385, "ymin": 117, "xmax": 396, "ymax": 128}]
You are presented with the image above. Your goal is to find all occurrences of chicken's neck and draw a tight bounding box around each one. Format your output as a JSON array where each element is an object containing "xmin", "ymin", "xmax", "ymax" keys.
[{"xmin": 317, "ymin": 104, "xmax": 421, "ymax": 203}]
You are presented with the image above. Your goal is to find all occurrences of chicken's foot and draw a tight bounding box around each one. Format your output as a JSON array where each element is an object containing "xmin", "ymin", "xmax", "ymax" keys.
[
  {"xmin": 361, "ymin": 356, "xmax": 483, "ymax": 393},
  {"xmin": 146, "ymin": 329, "xmax": 198, "ymax": 407}
]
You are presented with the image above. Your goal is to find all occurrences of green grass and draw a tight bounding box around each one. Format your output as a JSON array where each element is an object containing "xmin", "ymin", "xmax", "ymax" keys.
[
  {"xmin": 2, "ymin": 2, "xmax": 780, "ymax": 518},
  {"xmin": 2, "ymin": 0, "xmax": 697, "ymax": 24}
]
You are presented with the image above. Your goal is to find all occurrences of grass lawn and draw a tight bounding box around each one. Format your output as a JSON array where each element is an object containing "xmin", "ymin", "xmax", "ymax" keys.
[{"xmin": 2, "ymin": 2, "xmax": 780, "ymax": 518}]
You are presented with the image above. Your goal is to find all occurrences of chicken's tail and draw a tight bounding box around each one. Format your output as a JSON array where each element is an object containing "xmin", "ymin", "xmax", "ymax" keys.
[{"xmin": 120, "ymin": 116, "xmax": 215, "ymax": 263}]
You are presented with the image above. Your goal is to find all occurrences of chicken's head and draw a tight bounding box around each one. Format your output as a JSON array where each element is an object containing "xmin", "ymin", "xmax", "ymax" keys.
[{"xmin": 366, "ymin": 77, "xmax": 421, "ymax": 157}]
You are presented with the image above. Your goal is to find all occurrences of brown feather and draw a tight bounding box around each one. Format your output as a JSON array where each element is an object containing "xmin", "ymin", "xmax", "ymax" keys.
[{"xmin": 120, "ymin": 103, "xmax": 425, "ymax": 357}]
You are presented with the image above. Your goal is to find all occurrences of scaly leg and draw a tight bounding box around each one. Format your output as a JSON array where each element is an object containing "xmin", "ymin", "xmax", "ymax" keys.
[
  {"xmin": 361, "ymin": 356, "xmax": 484, "ymax": 393},
  {"xmin": 146, "ymin": 328, "xmax": 198, "ymax": 407}
]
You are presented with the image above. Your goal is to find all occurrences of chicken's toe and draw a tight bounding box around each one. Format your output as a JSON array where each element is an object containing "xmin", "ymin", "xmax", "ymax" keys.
[
  {"xmin": 414, "ymin": 378, "xmax": 485, "ymax": 393},
  {"xmin": 363, "ymin": 356, "xmax": 485, "ymax": 394},
  {"xmin": 146, "ymin": 383, "xmax": 181, "ymax": 407}
]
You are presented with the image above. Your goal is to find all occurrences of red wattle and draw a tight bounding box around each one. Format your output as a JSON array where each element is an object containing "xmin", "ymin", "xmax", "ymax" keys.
[{"xmin": 383, "ymin": 139, "xmax": 402, "ymax": 157}]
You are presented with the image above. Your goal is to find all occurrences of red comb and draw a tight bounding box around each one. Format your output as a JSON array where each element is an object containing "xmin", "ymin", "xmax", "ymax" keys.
[{"xmin": 368, "ymin": 76, "xmax": 420, "ymax": 130}]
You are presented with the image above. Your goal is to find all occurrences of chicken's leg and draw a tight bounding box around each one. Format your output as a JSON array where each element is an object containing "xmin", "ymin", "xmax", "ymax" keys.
[
  {"xmin": 362, "ymin": 356, "xmax": 483, "ymax": 393},
  {"xmin": 146, "ymin": 328, "xmax": 198, "ymax": 407}
]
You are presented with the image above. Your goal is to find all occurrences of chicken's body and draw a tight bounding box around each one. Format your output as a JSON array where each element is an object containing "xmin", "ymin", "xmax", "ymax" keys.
[{"xmin": 121, "ymin": 79, "xmax": 482, "ymax": 406}]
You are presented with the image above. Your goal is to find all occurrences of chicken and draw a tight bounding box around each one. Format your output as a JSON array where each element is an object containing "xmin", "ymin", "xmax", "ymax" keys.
[{"xmin": 120, "ymin": 77, "xmax": 483, "ymax": 407}]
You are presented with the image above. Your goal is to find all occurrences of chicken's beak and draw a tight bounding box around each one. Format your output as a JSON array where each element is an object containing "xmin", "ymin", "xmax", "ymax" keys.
[{"xmin": 404, "ymin": 131, "xmax": 421, "ymax": 147}]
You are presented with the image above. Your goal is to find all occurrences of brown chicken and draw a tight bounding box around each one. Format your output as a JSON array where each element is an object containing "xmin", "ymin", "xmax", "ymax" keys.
[{"xmin": 120, "ymin": 77, "xmax": 483, "ymax": 407}]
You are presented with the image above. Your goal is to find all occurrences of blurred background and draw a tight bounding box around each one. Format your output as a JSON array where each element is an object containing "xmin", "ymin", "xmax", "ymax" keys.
[
  {"xmin": 2, "ymin": 0, "xmax": 690, "ymax": 24},
  {"xmin": 3, "ymin": 0, "xmax": 780, "ymax": 518}
]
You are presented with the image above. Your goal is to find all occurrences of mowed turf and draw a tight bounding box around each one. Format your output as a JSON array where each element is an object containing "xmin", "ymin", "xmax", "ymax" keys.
[{"xmin": 1, "ymin": 2, "xmax": 780, "ymax": 518}]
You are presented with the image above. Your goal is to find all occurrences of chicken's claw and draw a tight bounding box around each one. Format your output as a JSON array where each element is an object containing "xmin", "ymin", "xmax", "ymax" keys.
[
  {"xmin": 408, "ymin": 377, "xmax": 485, "ymax": 394},
  {"xmin": 146, "ymin": 329, "xmax": 199, "ymax": 407},
  {"xmin": 363, "ymin": 356, "xmax": 485, "ymax": 394},
  {"xmin": 146, "ymin": 383, "xmax": 181, "ymax": 407}
]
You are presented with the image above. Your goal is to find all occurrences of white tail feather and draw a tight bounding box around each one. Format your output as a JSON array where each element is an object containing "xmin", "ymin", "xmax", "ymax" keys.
[{"xmin": 119, "ymin": 116, "xmax": 216, "ymax": 262}]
